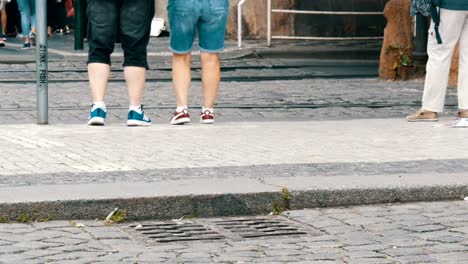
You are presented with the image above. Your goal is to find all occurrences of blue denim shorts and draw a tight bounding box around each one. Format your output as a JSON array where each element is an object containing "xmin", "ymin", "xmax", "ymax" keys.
[{"xmin": 168, "ymin": 0, "xmax": 229, "ymax": 54}]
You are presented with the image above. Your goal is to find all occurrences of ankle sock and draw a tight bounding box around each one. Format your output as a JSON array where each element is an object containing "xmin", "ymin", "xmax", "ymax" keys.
[
  {"xmin": 202, "ymin": 106, "xmax": 214, "ymax": 113},
  {"xmin": 129, "ymin": 105, "xmax": 143, "ymax": 114},
  {"xmin": 176, "ymin": 106, "xmax": 188, "ymax": 113},
  {"xmin": 92, "ymin": 102, "xmax": 106, "ymax": 112}
]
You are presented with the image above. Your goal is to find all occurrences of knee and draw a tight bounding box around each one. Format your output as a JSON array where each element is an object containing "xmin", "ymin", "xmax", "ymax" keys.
[
  {"xmin": 200, "ymin": 53, "xmax": 219, "ymax": 67},
  {"xmin": 173, "ymin": 53, "xmax": 192, "ymax": 65}
]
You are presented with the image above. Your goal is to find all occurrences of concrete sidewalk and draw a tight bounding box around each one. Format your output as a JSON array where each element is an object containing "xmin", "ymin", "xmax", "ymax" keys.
[{"xmin": 0, "ymin": 118, "xmax": 467, "ymax": 220}]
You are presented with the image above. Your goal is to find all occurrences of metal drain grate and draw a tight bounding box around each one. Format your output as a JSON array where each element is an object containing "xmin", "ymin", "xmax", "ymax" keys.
[
  {"xmin": 130, "ymin": 222, "xmax": 224, "ymax": 243},
  {"xmin": 214, "ymin": 217, "xmax": 307, "ymax": 238}
]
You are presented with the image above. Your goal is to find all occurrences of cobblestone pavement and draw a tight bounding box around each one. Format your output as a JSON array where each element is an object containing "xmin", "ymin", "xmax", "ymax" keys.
[
  {"xmin": 0, "ymin": 79, "xmax": 459, "ymax": 124},
  {"xmin": 0, "ymin": 35, "xmax": 377, "ymax": 62},
  {"xmin": 1, "ymin": 200, "xmax": 468, "ymax": 263}
]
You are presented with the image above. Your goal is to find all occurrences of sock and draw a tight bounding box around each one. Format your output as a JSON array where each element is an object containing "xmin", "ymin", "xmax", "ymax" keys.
[
  {"xmin": 202, "ymin": 106, "xmax": 214, "ymax": 113},
  {"xmin": 176, "ymin": 106, "xmax": 188, "ymax": 113},
  {"xmin": 92, "ymin": 102, "xmax": 106, "ymax": 112},
  {"xmin": 129, "ymin": 105, "xmax": 143, "ymax": 114}
]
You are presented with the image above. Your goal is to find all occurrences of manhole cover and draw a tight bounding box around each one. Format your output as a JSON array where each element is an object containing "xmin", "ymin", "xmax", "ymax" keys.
[
  {"xmin": 214, "ymin": 217, "xmax": 307, "ymax": 238},
  {"xmin": 129, "ymin": 222, "xmax": 224, "ymax": 243}
]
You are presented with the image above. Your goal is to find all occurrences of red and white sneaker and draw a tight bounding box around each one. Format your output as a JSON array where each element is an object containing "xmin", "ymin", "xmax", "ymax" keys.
[
  {"xmin": 200, "ymin": 109, "xmax": 215, "ymax": 124},
  {"xmin": 170, "ymin": 108, "xmax": 190, "ymax": 125}
]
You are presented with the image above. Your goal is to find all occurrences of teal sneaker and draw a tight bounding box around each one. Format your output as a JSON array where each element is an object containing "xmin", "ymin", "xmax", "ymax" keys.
[
  {"xmin": 88, "ymin": 106, "xmax": 107, "ymax": 126},
  {"xmin": 127, "ymin": 106, "xmax": 151, "ymax": 126}
]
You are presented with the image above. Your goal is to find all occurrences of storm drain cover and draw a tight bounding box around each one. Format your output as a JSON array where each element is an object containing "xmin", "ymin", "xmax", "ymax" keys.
[
  {"xmin": 129, "ymin": 222, "xmax": 224, "ymax": 243},
  {"xmin": 213, "ymin": 217, "xmax": 307, "ymax": 238}
]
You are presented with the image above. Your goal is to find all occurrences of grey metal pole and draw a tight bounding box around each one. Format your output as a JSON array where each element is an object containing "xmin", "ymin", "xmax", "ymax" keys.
[{"xmin": 36, "ymin": 0, "xmax": 48, "ymax": 124}]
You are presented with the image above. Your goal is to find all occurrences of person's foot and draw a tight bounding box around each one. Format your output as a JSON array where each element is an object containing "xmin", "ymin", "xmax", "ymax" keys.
[
  {"xmin": 406, "ymin": 108, "xmax": 438, "ymax": 122},
  {"xmin": 88, "ymin": 106, "xmax": 107, "ymax": 126},
  {"xmin": 0, "ymin": 33, "xmax": 6, "ymax": 41},
  {"xmin": 457, "ymin": 109, "xmax": 468, "ymax": 119},
  {"xmin": 55, "ymin": 28, "xmax": 64, "ymax": 35},
  {"xmin": 64, "ymin": 26, "xmax": 71, "ymax": 34},
  {"xmin": 0, "ymin": 41, "xmax": 4, "ymax": 48},
  {"xmin": 30, "ymin": 32, "xmax": 36, "ymax": 46},
  {"xmin": 21, "ymin": 42, "xmax": 30, "ymax": 49},
  {"xmin": 200, "ymin": 109, "xmax": 215, "ymax": 124},
  {"xmin": 127, "ymin": 106, "xmax": 151, "ymax": 126},
  {"xmin": 170, "ymin": 108, "xmax": 190, "ymax": 125}
]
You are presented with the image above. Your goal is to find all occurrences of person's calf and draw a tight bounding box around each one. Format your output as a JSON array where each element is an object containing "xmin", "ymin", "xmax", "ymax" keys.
[
  {"xmin": 200, "ymin": 53, "xmax": 220, "ymax": 109},
  {"xmin": 172, "ymin": 53, "xmax": 192, "ymax": 107}
]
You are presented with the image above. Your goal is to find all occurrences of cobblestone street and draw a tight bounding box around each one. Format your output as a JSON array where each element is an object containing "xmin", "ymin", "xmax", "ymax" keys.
[
  {"xmin": 1, "ymin": 201, "xmax": 468, "ymax": 263},
  {"xmin": 0, "ymin": 78, "xmax": 460, "ymax": 124}
]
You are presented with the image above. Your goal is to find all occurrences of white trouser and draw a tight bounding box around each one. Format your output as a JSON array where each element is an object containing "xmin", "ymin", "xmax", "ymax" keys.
[{"xmin": 422, "ymin": 8, "xmax": 468, "ymax": 113}]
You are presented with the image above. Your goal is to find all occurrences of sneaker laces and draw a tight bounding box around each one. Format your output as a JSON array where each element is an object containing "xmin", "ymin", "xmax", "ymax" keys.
[
  {"xmin": 202, "ymin": 110, "xmax": 213, "ymax": 116},
  {"xmin": 142, "ymin": 113, "xmax": 150, "ymax": 122}
]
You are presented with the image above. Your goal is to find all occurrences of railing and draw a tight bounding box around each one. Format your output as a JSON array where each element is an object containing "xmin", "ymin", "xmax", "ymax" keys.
[
  {"xmin": 237, "ymin": 0, "xmax": 247, "ymax": 48},
  {"xmin": 266, "ymin": 0, "xmax": 385, "ymax": 47}
]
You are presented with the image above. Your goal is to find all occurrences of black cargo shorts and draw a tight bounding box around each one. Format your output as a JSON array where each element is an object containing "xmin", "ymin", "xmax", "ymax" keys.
[{"xmin": 87, "ymin": 0, "xmax": 155, "ymax": 69}]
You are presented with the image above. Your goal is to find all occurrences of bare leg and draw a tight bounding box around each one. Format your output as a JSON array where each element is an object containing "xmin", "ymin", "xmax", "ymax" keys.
[
  {"xmin": 1, "ymin": 9, "xmax": 6, "ymax": 35},
  {"xmin": 200, "ymin": 52, "xmax": 220, "ymax": 108},
  {"xmin": 124, "ymin": 66, "xmax": 146, "ymax": 106},
  {"xmin": 88, "ymin": 63, "xmax": 110, "ymax": 102},
  {"xmin": 172, "ymin": 53, "xmax": 192, "ymax": 107}
]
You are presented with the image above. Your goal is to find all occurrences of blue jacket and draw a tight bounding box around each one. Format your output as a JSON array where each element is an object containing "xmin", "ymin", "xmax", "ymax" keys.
[{"xmin": 440, "ymin": 0, "xmax": 468, "ymax": 10}]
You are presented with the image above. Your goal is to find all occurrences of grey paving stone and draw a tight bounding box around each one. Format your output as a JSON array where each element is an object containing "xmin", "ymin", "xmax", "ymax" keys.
[
  {"xmin": 361, "ymin": 223, "xmax": 403, "ymax": 232},
  {"xmin": 432, "ymin": 235, "xmax": 467, "ymax": 245},
  {"xmin": 170, "ymin": 257, "xmax": 213, "ymax": 263},
  {"xmin": 321, "ymin": 225, "xmax": 362, "ymax": 235},
  {"xmin": 450, "ymin": 226, "xmax": 468, "ymax": 234},
  {"xmin": 430, "ymin": 252, "xmax": 468, "ymax": 261},
  {"xmin": 393, "ymin": 254, "xmax": 438, "ymax": 263},
  {"xmin": 382, "ymin": 247, "xmax": 430, "ymax": 257},
  {"xmin": 342, "ymin": 217, "xmax": 392, "ymax": 226},
  {"xmin": 0, "ymin": 245, "xmax": 29, "ymax": 254},
  {"xmin": 426, "ymin": 243, "xmax": 468, "ymax": 254},
  {"xmin": 346, "ymin": 258, "xmax": 395, "ymax": 264},
  {"xmin": 250, "ymin": 256, "xmax": 303, "ymax": 262},
  {"xmin": 44, "ymin": 251, "xmax": 108, "ymax": 261},
  {"xmin": 402, "ymin": 224, "xmax": 447, "ymax": 233},
  {"xmin": 345, "ymin": 250, "xmax": 387, "ymax": 259},
  {"xmin": 344, "ymin": 244, "xmax": 392, "ymax": 252},
  {"xmin": 32, "ymin": 221, "xmax": 73, "ymax": 229}
]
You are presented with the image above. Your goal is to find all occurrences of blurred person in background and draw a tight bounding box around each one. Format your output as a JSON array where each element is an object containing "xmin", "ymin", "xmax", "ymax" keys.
[
  {"xmin": 47, "ymin": 0, "xmax": 69, "ymax": 35},
  {"xmin": 16, "ymin": 0, "xmax": 35, "ymax": 49},
  {"xmin": 5, "ymin": 0, "xmax": 22, "ymax": 38},
  {"xmin": 0, "ymin": 0, "xmax": 7, "ymax": 41}
]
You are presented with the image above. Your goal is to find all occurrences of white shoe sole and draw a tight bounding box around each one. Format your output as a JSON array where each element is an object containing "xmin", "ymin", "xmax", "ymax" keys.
[
  {"xmin": 170, "ymin": 117, "xmax": 191, "ymax": 125},
  {"xmin": 407, "ymin": 118, "xmax": 438, "ymax": 122},
  {"xmin": 452, "ymin": 118, "xmax": 468, "ymax": 128},
  {"xmin": 200, "ymin": 118, "xmax": 215, "ymax": 124},
  {"xmin": 127, "ymin": 119, "xmax": 152, "ymax": 127},
  {"xmin": 88, "ymin": 117, "xmax": 105, "ymax": 126}
]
